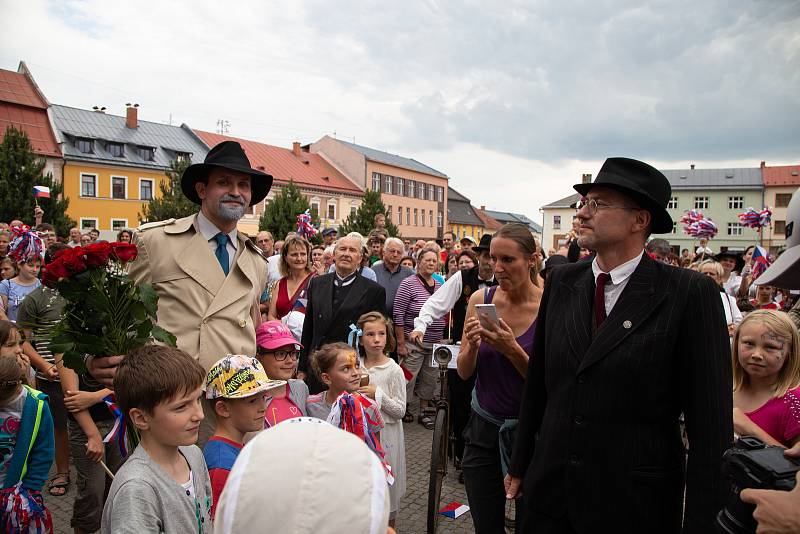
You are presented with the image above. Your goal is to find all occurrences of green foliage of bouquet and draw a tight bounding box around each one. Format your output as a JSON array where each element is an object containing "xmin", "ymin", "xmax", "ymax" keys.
[{"xmin": 43, "ymin": 241, "xmax": 176, "ymax": 372}]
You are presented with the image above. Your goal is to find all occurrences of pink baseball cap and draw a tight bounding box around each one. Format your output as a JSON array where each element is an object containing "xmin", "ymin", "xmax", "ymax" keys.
[{"xmin": 256, "ymin": 320, "xmax": 302, "ymax": 351}]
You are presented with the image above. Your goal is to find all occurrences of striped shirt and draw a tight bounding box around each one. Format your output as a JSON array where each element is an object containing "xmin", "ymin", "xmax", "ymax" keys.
[{"xmin": 393, "ymin": 275, "xmax": 445, "ymax": 342}]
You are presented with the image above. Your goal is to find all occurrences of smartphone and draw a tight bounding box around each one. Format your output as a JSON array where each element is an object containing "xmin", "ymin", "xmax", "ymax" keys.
[
  {"xmin": 360, "ymin": 374, "xmax": 370, "ymax": 387},
  {"xmin": 475, "ymin": 304, "xmax": 499, "ymax": 328}
]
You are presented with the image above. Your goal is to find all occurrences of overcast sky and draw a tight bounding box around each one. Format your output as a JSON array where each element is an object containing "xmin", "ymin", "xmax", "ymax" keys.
[{"xmin": 2, "ymin": 0, "xmax": 798, "ymax": 222}]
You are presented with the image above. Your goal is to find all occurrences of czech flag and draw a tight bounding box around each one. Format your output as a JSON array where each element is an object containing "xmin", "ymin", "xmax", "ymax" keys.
[
  {"xmin": 752, "ymin": 246, "xmax": 771, "ymax": 281},
  {"xmin": 439, "ymin": 501, "xmax": 470, "ymax": 518},
  {"xmin": 33, "ymin": 186, "xmax": 50, "ymax": 199}
]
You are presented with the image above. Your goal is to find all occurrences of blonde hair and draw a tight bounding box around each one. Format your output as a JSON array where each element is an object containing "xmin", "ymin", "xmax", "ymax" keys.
[
  {"xmin": 732, "ymin": 310, "xmax": 800, "ymax": 398},
  {"xmin": 356, "ymin": 312, "xmax": 396, "ymax": 354}
]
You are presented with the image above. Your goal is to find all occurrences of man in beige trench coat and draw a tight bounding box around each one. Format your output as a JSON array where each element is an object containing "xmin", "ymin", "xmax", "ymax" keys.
[{"xmin": 85, "ymin": 141, "xmax": 272, "ymax": 443}]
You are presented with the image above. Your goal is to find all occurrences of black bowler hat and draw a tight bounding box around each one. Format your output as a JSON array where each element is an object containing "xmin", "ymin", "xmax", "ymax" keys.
[
  {"xmin": 472, "ymin": 233, "xmax": 493, "ymax": 252},
  {"xmin": 181, "ymin": 141, "xmax": 273, "ymax": 206},
  {"xmin": 573, "ymin": 157, "xmax": 673, "ymax": 234}
]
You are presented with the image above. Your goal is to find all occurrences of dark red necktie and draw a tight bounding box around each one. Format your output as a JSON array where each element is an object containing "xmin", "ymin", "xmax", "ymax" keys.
[{"xmin": 594, "ymin": 272, "xmax": 611, "ymax": 328}]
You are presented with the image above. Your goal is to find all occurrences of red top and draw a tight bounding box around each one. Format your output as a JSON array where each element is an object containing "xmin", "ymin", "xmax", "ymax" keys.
[{"xmin": 275, "ymin": 273, "xmax": 314, "ymax": 319}]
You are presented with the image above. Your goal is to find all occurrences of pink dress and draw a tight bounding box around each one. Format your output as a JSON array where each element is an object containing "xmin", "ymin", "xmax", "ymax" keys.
[{"xmin": 746, "ymin": 386, "xmax": 800, "ymax": 447}]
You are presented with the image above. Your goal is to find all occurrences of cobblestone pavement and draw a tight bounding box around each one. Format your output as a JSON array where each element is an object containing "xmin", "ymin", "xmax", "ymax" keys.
[{"xmin": 44, "ymin": 418, "xmax": 476, "ymax": 533}]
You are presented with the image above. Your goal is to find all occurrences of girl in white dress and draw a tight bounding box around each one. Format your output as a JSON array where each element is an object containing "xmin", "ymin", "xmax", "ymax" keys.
[{"xmin": 356, "ymin": 311, "xmax": 407, "ymax": 528}]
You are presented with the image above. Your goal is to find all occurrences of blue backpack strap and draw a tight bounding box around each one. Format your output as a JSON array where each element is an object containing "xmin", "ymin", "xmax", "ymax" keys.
[{"xmin": 18, "ymin": 385, "xmax": 45, "ymax": 481}]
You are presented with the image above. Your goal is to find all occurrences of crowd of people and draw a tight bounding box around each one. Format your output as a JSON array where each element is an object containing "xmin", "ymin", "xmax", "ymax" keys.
[{"xmin": 0, "ymin": 143, "xmax": 798, "ymax": 533}]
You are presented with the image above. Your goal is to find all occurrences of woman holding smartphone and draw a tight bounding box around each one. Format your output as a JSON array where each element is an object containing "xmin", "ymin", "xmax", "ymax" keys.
[{"xmin": 458, "ymin": 222, "xmax": 543, "ymax": 533}]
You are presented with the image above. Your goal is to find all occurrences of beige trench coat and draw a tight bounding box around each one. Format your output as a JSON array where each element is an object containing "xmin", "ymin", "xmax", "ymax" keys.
[{"xmin": 129, "ymin": 214, "xmax": 267, "ymax": 372}]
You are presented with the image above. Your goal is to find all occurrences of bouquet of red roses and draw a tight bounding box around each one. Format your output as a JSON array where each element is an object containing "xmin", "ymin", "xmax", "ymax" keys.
[{"xmin": 44, "ymin": 242, "xmax": 176, "ymax": 372}]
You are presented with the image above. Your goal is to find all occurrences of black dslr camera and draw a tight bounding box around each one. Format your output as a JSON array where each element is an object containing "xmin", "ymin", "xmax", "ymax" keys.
[{"xmin": 716, "ymin": 436, "xmax": 800, "ymax": 533}]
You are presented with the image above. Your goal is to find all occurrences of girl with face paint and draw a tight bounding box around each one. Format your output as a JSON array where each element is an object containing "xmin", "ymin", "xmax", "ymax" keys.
[{"xmin": 732, "ymin": 310, "xmax": 800, "ymax": 448}]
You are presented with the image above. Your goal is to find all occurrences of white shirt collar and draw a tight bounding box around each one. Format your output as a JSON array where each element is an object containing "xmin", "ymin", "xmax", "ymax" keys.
[
  {"xmin": 196, "ymin": 211, "xmax": 238, "ymax": 249},
  {"xmin": 591, "ymin": 250, "xmax": 644, "ymax": 285}
]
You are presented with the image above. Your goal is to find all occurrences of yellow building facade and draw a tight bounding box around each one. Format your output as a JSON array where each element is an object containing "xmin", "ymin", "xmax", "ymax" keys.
[
  {"xmin": 63, "ymin": 162, "xmax": 167, "ymax": 235},
  {"xmin": 449, "ymin": 223, "xmax": 484, "ymax": 240}
]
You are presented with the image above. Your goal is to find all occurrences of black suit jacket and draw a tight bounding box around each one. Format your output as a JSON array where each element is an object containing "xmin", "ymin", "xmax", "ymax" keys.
[
  {"xmin": 299, "ymin": 272, "xmax": 386, "ymax": 393},
  {"xmin": 510, "ymin": 253, "xmax": 733, "ymax": 534}
]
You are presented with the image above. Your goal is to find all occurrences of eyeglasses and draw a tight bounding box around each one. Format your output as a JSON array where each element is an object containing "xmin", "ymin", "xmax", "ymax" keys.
[
  {"xmin": 257, "ymin": 349, "xmax": 299, "ymax": 361},
  {"xmin": 576, "ymin": 197, "xmax": 639, "ymax": 217}
]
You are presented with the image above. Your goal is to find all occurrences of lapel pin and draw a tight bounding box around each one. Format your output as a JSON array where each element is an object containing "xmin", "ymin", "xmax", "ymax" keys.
[{"xmin": 623, "ymin": 320, "xmax": 632, "ymax": 329}]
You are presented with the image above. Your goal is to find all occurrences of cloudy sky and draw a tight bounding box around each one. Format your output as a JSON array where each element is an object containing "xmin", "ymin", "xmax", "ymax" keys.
[{"xmin": 2, "ymin": 0, "xmax": 798, "ymax": 221}]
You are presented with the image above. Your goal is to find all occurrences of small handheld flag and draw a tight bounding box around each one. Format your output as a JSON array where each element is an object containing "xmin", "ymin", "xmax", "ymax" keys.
[
  {"xmin": 33, "ymin": 186, "xmax": 50, "ymax": 199},
  {"xmin": 751, "ymin": 246, "xmax": 771, "ymax": 281},
  {"xmin": 439, "ymin": 501, "xmax": 470, "ymax": 518}
]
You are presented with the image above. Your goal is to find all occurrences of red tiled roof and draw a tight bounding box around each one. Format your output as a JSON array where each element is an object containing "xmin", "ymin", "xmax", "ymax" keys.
[
  {"xmin": 193, "ymin": 130, "xmax": 363, "ymax": 195},
  {"xmin": 0, "ymin": 68, "xmax": 60, "ymax": 158},
  {"xmin": 0, "ymin": 69, "xmax": 47, "ymax": 109},
  {"xmin": 475, "ymin": 207, "xmax": 502, "ymax": 230},
  {"xmin": 763, "ymin": 164, "xmax": 800, "ymax": 186}
]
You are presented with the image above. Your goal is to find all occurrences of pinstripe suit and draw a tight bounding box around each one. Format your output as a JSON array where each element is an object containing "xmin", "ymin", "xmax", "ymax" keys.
[{"xmin": 510, "ymin": 253, "xmax": 733, "ymax": 533}]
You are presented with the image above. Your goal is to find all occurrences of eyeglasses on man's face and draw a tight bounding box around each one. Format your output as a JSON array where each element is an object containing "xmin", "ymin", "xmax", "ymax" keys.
[{"xmin": 576, "ymin": 197, "xmax": 639, "ymax": 217}]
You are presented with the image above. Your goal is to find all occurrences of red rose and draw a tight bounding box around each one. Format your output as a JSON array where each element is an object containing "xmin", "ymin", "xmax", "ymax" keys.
[
  {"xmin": 61, "ymin": 248, "xmax": 87, "ymax": 274},
  {"xmin": 42, "ymin": 257, "xmax": 69, "ymax": 287},
  {"xmin": 111, "ymin": 242, "xmax": 138, "ymax": 263},
  {"xmin": 83, "ymin": 242, "xmax": 112, "ymax": 267}
]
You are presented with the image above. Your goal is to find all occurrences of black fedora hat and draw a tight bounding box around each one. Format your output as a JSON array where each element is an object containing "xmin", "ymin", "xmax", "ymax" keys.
[
  {"xmin": 573, "ymin": 157, "xmax": 673, "ymax": 234},
  {"xmin": 472, "ymin": 233, "xmax": 492, "ymax": 252},
  {"xmin": 714, "ymin": 251, "xmax": 745, "ymax": 273},
  {"xmin": 181, "ymin": 141, "xmax": 273, "ymax": 206}
]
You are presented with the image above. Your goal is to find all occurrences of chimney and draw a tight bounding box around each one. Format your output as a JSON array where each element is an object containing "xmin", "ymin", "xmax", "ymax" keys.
[
  {"xmin": 690, "ymin": 164, "xmax": 695, "ymax": 170},
  {"xmin": 761, "ymin": 161, "xmax": 766, "ymax": 169},
  {"xmin": 582, "ymin": 173, "xmax": 592, "ymax": 184},
  {"xmin": 292, "ymin": 141, "xmax": 301, "ymax": 157},
  {"xmin": 125, "ymin": 103, "xmax": 139, "ymax": 129},
  {"xmin": 480, "ymin": 205, "xmax": 485, "ymax": 210}
]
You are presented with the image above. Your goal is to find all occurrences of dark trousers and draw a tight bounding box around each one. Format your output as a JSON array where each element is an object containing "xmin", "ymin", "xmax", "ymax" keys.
[
  {"xmin": 447, "ymin": 369, "xmax": 475, "ymax": 463},
  {"xmin": 462, "ymin": 411, "xmax": 523, "ymax": 534},
  {"xmin": 521, "ymin": 511, "xmax": 580, "ymax": 534}
]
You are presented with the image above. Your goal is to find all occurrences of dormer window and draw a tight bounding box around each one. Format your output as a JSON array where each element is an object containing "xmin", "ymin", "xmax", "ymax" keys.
[
  {"xmin": 76, "ymin": 138, "xmax": 93, "ymax": 154},
  {"xmin": 108, "ymin": 142, "xmax": 124, "ymax": 157},
  {"xmin": 175, "ymin": 151, "xmax": 191, "ymax": 164},
  {"xmin": 136, "ymin": 146, "xmax": 155, "ymax": 161}
]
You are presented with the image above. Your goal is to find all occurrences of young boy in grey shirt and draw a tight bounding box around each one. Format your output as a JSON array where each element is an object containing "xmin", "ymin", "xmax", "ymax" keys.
[{"xmin": 101, "ymin": 345, "xmax": 213, "ymax": 533}]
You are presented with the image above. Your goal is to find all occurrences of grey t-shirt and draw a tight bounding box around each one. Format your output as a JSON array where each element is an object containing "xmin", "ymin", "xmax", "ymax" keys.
[{"xmin": 101, "ymin": 444, "xmax": 212, "ymax": 534}]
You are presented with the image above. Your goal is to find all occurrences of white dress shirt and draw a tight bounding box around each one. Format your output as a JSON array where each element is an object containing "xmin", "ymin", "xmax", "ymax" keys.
[
  {"xmin": 591, "ymin": 251, "xmax": 645, "ymax": 317},
  {"xmin": 196, "ymin": 211, "xmax": 237, "ymax": 273}
]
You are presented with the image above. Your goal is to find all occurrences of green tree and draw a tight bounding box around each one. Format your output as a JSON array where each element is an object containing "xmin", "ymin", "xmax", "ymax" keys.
[
  {"xmin": 259, "ymin": 180, "xmax": 321, "ymax": 242},
  {"xmin": 339, "ymin": 189, "xmax": 399, "ymax": 237},
  {"xmin": 139, "ymin": 158, "xmax": 196, "ymax": 223},
  {"xmin": 0, "ymin": 125, "xmax": 75, "ymax": 235}
]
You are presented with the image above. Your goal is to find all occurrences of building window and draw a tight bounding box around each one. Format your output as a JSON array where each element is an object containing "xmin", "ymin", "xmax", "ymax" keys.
[
  {"xmin": 414, "ymin": 209, "xmax": 418, "ymax": 226},
  {"xmin": 310, "ymin": 199, "xmax": 320, "ymax": 218},
  {"xmin": 694, "ymin": 197, "xmax": 709, "ymax": 209},
  {"xmin": 387, "ymin": 206, "xmax": 392, "ymax": 222},
  {"xmin": 396, "ymin": 178, "xmax": 404, "ymax": 196},
  {"xmin": 407, "ymin": 180, "xmax": 414, "ymax": 198},
  {"xmin": 80, "ymin": 218, "xmax": 99, "ymax": 231},
  {"xmin": 175, "ymin": 152, "xmax": 191, "ymax": 164},
  {"xmin": 372, "ymin": 173, "xmax": 381, "ymax": 191},
  {"xmin": 553, "ymin": 215, "xmax": 561, "ymax": 230},
  {"xmin": 728, "ymin": 196, "xmax": 744, "ymax": 210},
  {"xmin": 80, "ymin": 173, "xmax": 97, "ymax": 197},
  {"xmin": 437, "ymin": 211, "xmax": 443, "ymax": 227},
  {"xmin": 421, "ymin": 210, "xmax": 425, "ymax": 226},
  {"xmin": 429, "ymin": 184, "xmax": 435, "ymax": 201},
  {"xmin": 406, "ymin": 208, "xmax": 410, "ymax": 226},
  {"xmin": 418, "ymin": 183, "xmax": 426, "ymax": 200},
  {"xmin": 327, "ymin": 201, "xmax": 336, "ymax": 220},
  {"xmin": 667, "ymin": 197, "xmax": 678, "ymax": 209},
  {"xmin": 139, "ymin": 179, "xmax": 154, "ymax": 200},
  {"xmin": 108, "ymin": 142, "xmax": 124, "ymax": 157},
  {"xmin": 775, "ymin": 220, "xmax": 786, "ymax": 235},
  {"xmin": 776, "ymin": 194, "xmax": 792, "ymax": 207},
  {"xmin": 437, "ymin": 186, "xmax": 444, "ymax": 202},
  {"xmin": 397, "ymin": 206, "xmax": 402, "ymax": 225},
  {"xmin": 429, "ymin": 210, "xmax": 434, "ymax": 227},
  {"xmin": 75, "ymin": 138, "xmax": 93, "ymax": 154},
  {"xmin": 727, "ymin": 222, "xmax": 743, "ymax": 236},
  {"xmin": 351, "ymin": 206, "xmax": 357, "ymax": 217},
  {"xmin": 136, "ymin": 146, "xmax": 155, "ymax": 161},
  {"xmin": 111, "ymin": 176, "xmax": 127, "ymax": 199},
  {"xmin": 385, "ymin": 175, "xmax": 392, "ymax": 195},
  {"xmin": 111, "ymin": 219, "xmax": 128, "ymax": 232},
  {"xmin": 671, "ymin": 223, "xmax": 677, "ymax": 234}
]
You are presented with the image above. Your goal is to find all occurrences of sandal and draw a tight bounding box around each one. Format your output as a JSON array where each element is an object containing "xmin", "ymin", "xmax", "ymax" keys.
[
  {"xmin": 48, "ymin": 472, "xmax": 70, "ymax": 496},
  {"xmin": 418, "ymin": 412, "xmax": 435, "ymax": 430}
]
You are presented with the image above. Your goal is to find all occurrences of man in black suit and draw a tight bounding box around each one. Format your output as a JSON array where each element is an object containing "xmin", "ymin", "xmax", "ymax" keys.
[
  {"xmin": 299, "ymin": 234, "xmax": 386, "ymax": 394},
  {"xmin": 506, "ymin": 158, "xmax": 733, "ymax": 533}
]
